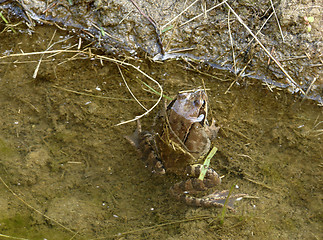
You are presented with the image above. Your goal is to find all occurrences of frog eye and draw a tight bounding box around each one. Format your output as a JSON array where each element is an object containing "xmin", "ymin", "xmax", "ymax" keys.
[
  {"xmin": 194, "ymin": 99, "xmax": 205, "ymax": 107},
  {"xmin": 194, "ymin": 99, "xmax": 201, "ymax": 106}
]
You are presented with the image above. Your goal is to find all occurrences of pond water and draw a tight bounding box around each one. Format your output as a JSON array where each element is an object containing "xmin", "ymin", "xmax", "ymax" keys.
[{"xmin": 0, "ymin": 25, "xmax": 322, "ymax": 240}]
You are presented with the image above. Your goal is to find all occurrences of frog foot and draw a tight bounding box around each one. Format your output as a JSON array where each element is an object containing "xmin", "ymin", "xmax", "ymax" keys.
[
  {"xmin": 170, "ymin": 164, "xmax": 246, "ymax": 210},
  {"xmin": 170, "ymin": 164, "xmax": 221, "ymax": 194},
  {"xmin": 177, "ymin": 190, "xmax": 247, "ymax": 210}
]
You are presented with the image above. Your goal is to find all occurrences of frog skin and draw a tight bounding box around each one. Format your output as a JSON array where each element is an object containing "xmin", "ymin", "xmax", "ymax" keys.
[{"xmin": 127, "ymin": 89, "xmax": 245, "ymax": 210}]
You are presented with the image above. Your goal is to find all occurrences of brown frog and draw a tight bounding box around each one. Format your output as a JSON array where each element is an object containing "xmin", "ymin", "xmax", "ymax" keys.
[{"xmin": 127, "ymin": 89, "xmax": 245, "ymax": 210}]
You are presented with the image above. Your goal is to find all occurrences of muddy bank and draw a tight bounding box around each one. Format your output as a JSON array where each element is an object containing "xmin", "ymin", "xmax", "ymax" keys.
[{"xmin": 1, "ymin": 0, "xmax": 322, "ymax": 103}]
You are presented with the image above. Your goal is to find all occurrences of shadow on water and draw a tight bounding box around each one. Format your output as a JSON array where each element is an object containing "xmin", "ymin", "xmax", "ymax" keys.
[{"xmin": 0, "ymin": 26, "xmax": 322, "ymax": 240}]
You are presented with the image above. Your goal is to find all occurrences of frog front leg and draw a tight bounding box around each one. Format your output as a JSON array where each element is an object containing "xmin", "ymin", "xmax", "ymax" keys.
[
  {"xmin": 170, "ymin": 164, "xmax": 246, "ymax": 210},
  {"xmin": 125, "ymin": 120, "xmax": 166, "ymax": 175}
]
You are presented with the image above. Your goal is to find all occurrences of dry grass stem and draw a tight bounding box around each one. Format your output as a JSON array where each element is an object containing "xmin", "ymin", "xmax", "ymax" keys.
[
  {"xmin": 304, "ymin": 77, "xmax": 317, "ymax": 97},
  {"xmin": 179, "ymin": 59, "xmax": 229, "ymax": 82},
  {"xmin": 49, "ymin": 43, "xmax": 78, "ymax": 58},
  {"xmin": 164, "ymin": 20, "xmax": 180, "ymax": 52},
  {"xmin": 89, "ymin": 21, "xmax": 121, "ymax": 41},
  {"xmin": 0, "ymin": 50, "xmax": 82, "ymax": 59},
  {"xmin": 110, "ymin": 215, "xmax": 214, "ymax": 238},
  {"xmin": 179, "ymin": 0, "xmax": 228, "ymax": 27},
  {"xmin": 243, "ymin": 173, "xmax": 274, "ymax": 190},
  {"xmin": 227, "ymin": 10, "xmax": 237, "ymax": 74},
  {"xmin": 270, "ymin": 0, "xmax": 284, "ymax": 42},
  {"xmin": 117, "ymin": 64, "xmax": 148, "ymax": 111},
  {"xmin": 238, "ymin": 58, "xmax": 253, "ymax": 78},
  {"xmin": 310, "ymin": 118, "xmax": 323, "ymax": 137},
  {"xmin": 203, "ymin": 0, "xmax": 207, "ymax": 18},
  {"xmin": 167, "ymin": 47, "xmax": 196, "ymax": 54},
  {"xmin": 0, "ymin": 176, "xmax": 77, "ymax": 236},
  {"xmin": 278, "ymin": 56, "xmax": 308, "ymax": 62},
  {"xmin": 224, "ymin": 78, "xmax": 237, "ymax": 94},
  {"xmin": 224, "ymin": 2, "xmax": 305, "ymax": 95},
  {"xmin": 33, "ymin": 30, "xmax": 57, "ymax": 78},
  {"xmin": 52, "ymin": 85, "xmax": 135, "ymax": 101},
  {"xmin": 119, "ymin": 9, "xmax": 133, "ymax": 24},
  {"xmin": 92, "ymin": 55, "xmax": 163, "ymax": 126},
  {"xmin": 223, "ymin": 126, "xmax": 250, "ymax": 140},
  {"xmin": 233, "ymin": 11, "xmax": 274, "ymax": 69},
  {"xmin": 53, "ymin": 22, "xmax": 67, "ymax": 30},
  {"xmin": 238, "ymin": 154, "xmax": 255, "ymax": 162},
  {"xmin": 224, "ymin": 56, "xmax": 252, "ymax": 94},
  {"xmin": 77, "ymin": 37, "xmax": 82, "ymax": 50},
  {"xmin": 161, "ymin": 0, "xmax": 200, "ymax": 30},
  {"xmin": 0, "ymin": 59, "xmax": 53, "ymax": 64},
  {"xmin": 0, "ymin": 233, "xmax": 29, "ymax": 240}
]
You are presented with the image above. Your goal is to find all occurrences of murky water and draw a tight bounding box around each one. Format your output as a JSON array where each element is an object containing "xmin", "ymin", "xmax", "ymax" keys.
[{"xmin": 0, "ymin": 26, "xmax": 322, "ymax": 240}]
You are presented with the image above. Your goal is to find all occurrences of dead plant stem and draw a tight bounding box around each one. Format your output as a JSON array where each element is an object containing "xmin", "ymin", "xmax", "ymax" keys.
[{"xmin": 224, "ymin": 2, "xmax": 305, "ymax": 95}]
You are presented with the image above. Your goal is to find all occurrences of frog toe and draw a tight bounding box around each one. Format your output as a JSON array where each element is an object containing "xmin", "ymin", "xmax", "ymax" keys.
[{"xmin": 202, "ymin": 190, "xmax": 247, "ymax": 210}]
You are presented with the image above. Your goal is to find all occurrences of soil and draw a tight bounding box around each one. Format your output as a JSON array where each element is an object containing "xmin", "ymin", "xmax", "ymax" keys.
[
  {"xmin": 0, "ymin": 3, "xmax": 322, "ymax": 240},
  {"xmin": 1, "ymin": 0, "xmax": 322, "ymax": 102}
]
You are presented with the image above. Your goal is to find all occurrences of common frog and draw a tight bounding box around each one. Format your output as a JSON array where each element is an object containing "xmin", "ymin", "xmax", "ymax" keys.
[{"xmin": 127, "ymin": 89, "xmax": 245, "ymax": 210}]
